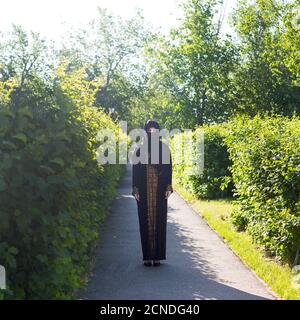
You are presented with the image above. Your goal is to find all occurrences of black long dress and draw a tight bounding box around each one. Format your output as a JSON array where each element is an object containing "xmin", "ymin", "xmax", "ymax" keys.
[{"xmin": 132, "ymin": 140, "xmax": 173, "ymax": 261}]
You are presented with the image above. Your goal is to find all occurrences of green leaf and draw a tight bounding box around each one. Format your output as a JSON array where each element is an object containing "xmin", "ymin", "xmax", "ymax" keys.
[
  {"xmin": 13, "ymin": 133, "xmax": 27, "ymax": 143},
  {"xmin": 39, "ymin": 165, "xmax": 55, "ymax": 175},
  {"xmin": 50, "ymin": 158, "xmax": 65, "ymax": 168},
  {"xmin": 1, "ymin": 141, "xmax": 16, "ymax": 150}
]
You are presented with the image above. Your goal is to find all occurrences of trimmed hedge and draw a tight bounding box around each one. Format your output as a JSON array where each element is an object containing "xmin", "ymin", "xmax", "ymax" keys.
[
  {"xmin": 225, "ymin": 114, "xmax": 300, "ymax": 264},
  {"xmin": 172, "ymin": 113, "xmax": 300, "ymax": 265},
  {"xmin": 172, "ymin": 124, "xmax": 233, "ymax": 199},
  {"xmin": 0, "ymin": 65, "xmax": 126, "ymax": 299}
]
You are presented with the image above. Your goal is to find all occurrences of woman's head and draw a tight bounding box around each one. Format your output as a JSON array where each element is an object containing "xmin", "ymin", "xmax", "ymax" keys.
[
  {"xmin": 143, "ymin": 120, "xmax": 160, "ymax": 133},
  {"xmin": 142, "ymin": 120, "xmax": 161, "ymax": 160}
]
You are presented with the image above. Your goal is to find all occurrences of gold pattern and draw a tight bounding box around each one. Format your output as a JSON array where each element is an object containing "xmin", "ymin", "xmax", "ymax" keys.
[{"xmin": 146, "ymin": 163, "xmax": 158, "ymax": 259}]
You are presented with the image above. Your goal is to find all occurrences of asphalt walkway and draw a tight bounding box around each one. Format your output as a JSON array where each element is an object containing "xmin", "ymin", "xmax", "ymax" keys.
[{"xmin": 80, "ymin": 165, "xmax": 277, "ymax": 300}]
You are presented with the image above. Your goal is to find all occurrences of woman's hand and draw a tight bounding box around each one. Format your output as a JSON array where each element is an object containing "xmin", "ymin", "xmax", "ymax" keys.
[
  {"xmin": 134, "ymin": 192, "xmax": 140, "ymax": 201},
  {"xmin": 165, "ymin": 184, "xmax": 173, "ymax": 199},
  {"xmin": 165, "ymin": 190, "xmax": 172, "ymax": 199},
  {"xmin": 132, "ymin": 186, "xmax": 140, "ymax": 201}
]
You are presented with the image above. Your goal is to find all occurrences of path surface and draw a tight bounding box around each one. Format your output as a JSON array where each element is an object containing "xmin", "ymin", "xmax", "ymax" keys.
[{"xmin": 80, "ymin": 165, "xmax": 277, "ymax": 300}]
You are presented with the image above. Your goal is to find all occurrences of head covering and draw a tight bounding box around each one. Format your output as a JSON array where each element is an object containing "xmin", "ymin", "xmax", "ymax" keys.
[
  {"xmin": 143, "ymin": 120, "xmax": 160, "ymax": 132},
  {"xmin": 142, "ymin": 120, "xmax": 161, "ymax": 164}
]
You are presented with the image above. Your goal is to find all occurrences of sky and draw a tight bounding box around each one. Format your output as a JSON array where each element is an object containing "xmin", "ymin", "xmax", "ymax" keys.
[{"xmin": 0, "ymin": 0, "xmax": 237, "ymax": 45}]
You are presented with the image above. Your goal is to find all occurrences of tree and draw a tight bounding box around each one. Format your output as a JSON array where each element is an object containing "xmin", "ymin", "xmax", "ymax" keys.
[
  {"xmin": 0, "ymin": 24, "xmax": 57, "ymax": 116},
  {"xmin": 145, "ymin": 0, "xmax": 238, "ymax": 129},
  {"xmin": 58, "ymin": 7, "xmax": 151, "ymax": 122},
  {"xmin": 230, "ymin": 0, "xmax": 300, "ymax": 116}
]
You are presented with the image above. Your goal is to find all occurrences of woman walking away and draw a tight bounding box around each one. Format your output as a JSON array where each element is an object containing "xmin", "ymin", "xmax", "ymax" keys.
[{"xmin": 132, "ymin": 120, "xmax": 173, "ymax": 267}]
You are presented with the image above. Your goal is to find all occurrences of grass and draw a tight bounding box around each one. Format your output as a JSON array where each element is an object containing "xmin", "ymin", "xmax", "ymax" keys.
[{"xmin": 174, "ymin": 181, "xmax": 300, "ymax": 300}]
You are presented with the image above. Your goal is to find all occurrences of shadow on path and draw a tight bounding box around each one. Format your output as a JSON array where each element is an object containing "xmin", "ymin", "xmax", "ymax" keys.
[{"xmin": 79, "ymin": 165, "xmax": 276, "ymax": 300}]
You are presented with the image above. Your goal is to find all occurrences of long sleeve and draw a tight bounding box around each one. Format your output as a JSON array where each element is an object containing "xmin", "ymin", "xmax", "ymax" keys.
[
  {"xmin": 165, "ymin": 146, "xmax": 173, "ymax": 193},
  {"xmin": 132, "ymin": 162, "xmax": 140, "ymax": 196},
  {"xmin": 132, "ymin": 145, "xmax": 141, "ymax": 196}
]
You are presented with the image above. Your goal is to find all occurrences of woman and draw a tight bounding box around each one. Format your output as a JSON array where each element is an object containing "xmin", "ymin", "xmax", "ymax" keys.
[{"xmin": 132, "ymin": 120, "xmax": 173, "ymax": 267}]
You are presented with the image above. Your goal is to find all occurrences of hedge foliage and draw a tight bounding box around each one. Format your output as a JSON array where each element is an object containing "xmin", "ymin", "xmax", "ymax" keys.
[
  {"xmin": 0, "ymin": 61, "xmax": 126, "ymax": 299},
  {"xmin": 172, "ymin": 113, "xmax": 300, "ymax": 264},
  {"xmin": 225, "ymin": 114, "xmax": 300, "ymax": 264},
  {"xmin": 171, "ymin": 124, "xmax": 233, "ymax": 199}
]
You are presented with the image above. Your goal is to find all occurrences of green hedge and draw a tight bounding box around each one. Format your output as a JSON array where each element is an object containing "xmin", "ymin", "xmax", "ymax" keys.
[
  {"xmin": 225, "ymin": 114, "xmax": 300, "ymax": 264},
  {"xmin": 172, "ymin": 113, "xmax": 300, "ymax": 265},
  {"xmin": 172, "ymin": 124, "xmax": 233, "ymax": 199},
  {"xmin": 0, "ymin": 71, "xmax": 125, "ymax": 299}
]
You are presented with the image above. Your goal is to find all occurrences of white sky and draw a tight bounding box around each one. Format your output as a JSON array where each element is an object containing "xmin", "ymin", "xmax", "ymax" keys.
[{"xmin": 0, "ymin": 0, "xmax": 237, "ymax": 45}]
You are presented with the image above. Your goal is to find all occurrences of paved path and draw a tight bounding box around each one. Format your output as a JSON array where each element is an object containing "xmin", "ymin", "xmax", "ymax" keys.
[{"xmin": 80, "ymin": 165, "xmax": 277, "ymax": 300}]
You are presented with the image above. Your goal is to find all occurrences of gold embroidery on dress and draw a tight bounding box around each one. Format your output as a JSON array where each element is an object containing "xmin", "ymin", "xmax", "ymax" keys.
[{"xmin": 146, "ymin": 163, "xmax": 158, "ymax": 259}]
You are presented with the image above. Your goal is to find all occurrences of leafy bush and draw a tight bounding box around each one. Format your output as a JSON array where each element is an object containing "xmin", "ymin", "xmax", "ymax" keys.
[
  {"xmin": 172, "ymin": 113, "xmax": 300, "ymax": 264},
  {"xmin": 172, "ymin": 124, "xmax": 233, "ymax": 199},
  {"xmin": 225, "ymin": 113, "xmax": 300, "ymax": 263},
  {"xmin": 0, "ymin": 63, "xmax": 126, "ymax": 299}
]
